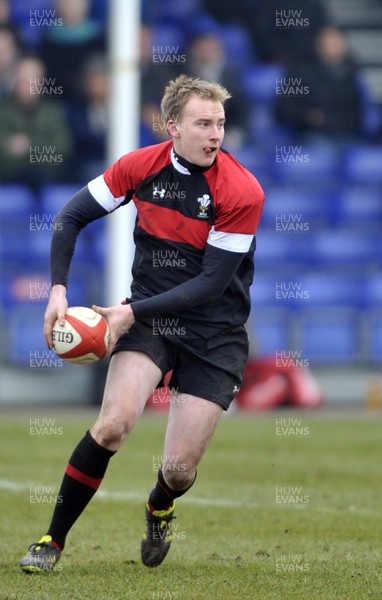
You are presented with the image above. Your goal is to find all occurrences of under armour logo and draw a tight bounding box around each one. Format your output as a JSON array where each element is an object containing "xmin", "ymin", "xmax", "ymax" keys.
[
  {"xmin": 153, "ymin": 186, "xmax": 166, "ymax": 199},
  {"xmin": 233, "ymin": 385, "xmax": 240, "ymax": 394}
]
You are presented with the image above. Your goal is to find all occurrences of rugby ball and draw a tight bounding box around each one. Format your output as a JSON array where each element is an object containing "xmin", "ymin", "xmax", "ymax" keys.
[{"xmin": 52, "ymin": 306, "xmax": 110, "ymax": 364}]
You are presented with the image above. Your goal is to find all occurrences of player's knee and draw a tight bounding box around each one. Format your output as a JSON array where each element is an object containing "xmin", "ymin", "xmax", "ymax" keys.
[
  {"xmin": 162, "ymin": 465, "xmax": 196, "ymax": 491},
  {"xmin": 92, "ymin": 412, "xmax": 138, "ymax": 450}
]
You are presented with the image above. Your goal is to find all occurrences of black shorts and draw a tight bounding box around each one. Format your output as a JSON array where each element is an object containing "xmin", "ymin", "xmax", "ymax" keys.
[{"xmin": 111, "ymin": 320, "xmax": 249, "ymax": 410}]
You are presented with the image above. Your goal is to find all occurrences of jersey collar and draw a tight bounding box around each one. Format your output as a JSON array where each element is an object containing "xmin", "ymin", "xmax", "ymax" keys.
[{"xmin": 171, "ymin": 147, "xmax": 214, "ymax": 175}]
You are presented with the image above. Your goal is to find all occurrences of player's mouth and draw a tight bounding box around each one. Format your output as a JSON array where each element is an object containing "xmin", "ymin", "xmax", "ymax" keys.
[{"xmin": 203, "ymin": 146, "xmax": 218, "ymax": 157}]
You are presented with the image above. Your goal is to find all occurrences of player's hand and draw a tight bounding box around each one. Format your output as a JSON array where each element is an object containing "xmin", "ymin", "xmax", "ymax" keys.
[
  {"xmin": 44, "ymin": 284, "xmax": 68, "ymax": 349},
  {"xmin": 92, "ymin": 302, "xmax": 135, "ymax": 355}
]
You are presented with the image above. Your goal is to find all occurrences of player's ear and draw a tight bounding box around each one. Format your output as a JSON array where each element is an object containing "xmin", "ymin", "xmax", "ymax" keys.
[{"xmin": 167, "ymin": 119, "xmax": 180, "ymax": 138}]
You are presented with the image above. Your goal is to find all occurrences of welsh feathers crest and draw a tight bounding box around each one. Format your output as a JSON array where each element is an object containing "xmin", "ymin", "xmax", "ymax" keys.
[{"xmin": 197, "ymin": 194, "xmax": 211, "ymax": 219}]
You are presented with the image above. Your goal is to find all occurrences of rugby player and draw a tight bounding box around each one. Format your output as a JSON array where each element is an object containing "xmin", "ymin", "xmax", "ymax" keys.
[{"xmin": 20, "ymin": 75, "xmax": 265, "ymax": 572}]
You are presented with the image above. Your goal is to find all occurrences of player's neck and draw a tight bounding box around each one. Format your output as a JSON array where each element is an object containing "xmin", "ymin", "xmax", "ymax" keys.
[{"xmin": 172, "ymin": 147, "xmax": 211, "ymax": 174}]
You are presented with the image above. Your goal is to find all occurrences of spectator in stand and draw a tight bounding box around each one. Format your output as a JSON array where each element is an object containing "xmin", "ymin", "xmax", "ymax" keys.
[
  {"xmin": 40, "ymin": 0, "xmax": 105, "ymax": 101},
  {"xmin": 248, "ymin": 0, "xmax": 330, "ymax": 66},
  {"xmin": 0, "ymin": 0, "xmax": 10, "ymax": 25},
  {"xmin": 0, "ymin": 24, "xmax": 21, "ymax": 99},
  {"xmin": 67, "ymin": 54, "xmax": 108, "ymax": 181},
  {"xmin": 140, "ymin": 23, "xmax": 182, "ymax": 146},
  {"xmin": 275, "ymin": 26, "xmax": 364, "ymax": 142},
  {"xmin": 184, "ymin": 30, "xmax": 249, "ymax": 149},
  {"xmin": 0, "ymin": 54, "xmax": 72, "ymax": 185}
]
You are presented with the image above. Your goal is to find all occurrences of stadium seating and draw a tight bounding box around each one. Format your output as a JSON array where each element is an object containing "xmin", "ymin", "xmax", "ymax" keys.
[
  {"xmin": 249, "ymin": 308, "xmax": 292, "ymax": 356},
  {"xmin": 343, "ymin": 145, "xmax": 382, "ymax": 184},
  {"xmin": 39, "ymin": 183, "xmax": 83, "ymax": 216},
  {"xmin": 297, "ymin": 308, "xmax": 361, "ymax": 363},
  {"xmin": 242, "ymin": 64, "xmax": 285, "ymax": 103},
  {"xmin": 334, "ymin": 184, "xmax": 382, "ymax": 227},
  {"xmin": 6, "ymin": 305, "xmax": 49, "ymax": 365},
  {"xmin": 273, "ymin": 144, "xmax": 342, "ymax": 184},
  {"xmin": 365, "ymin": 310, "xmax": 382, "ymax": 363},
  {"xmin": 261, "ymin": 184, "xmax": 332, "ymax": 227}
]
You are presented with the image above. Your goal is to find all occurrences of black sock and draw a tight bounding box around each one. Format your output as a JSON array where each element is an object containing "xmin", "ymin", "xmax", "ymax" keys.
[
  {"xmin": 47, "ymin": 430, "xmax": 115, "ymax": 549},
  {"xmin": 148, "ymin": 468, "xmax": 197, "ymax": 512}
]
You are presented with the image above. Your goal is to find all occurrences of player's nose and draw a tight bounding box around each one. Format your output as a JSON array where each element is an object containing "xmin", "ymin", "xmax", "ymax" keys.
[{"xmin": 209, "ymin": 125, "xmax": 221, "ymax": 141}]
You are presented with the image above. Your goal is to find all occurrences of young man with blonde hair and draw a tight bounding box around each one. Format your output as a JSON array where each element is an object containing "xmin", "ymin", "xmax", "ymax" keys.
[{"xmin": 20, "ymin": 75, "xmax": 265, "ymax": 572}]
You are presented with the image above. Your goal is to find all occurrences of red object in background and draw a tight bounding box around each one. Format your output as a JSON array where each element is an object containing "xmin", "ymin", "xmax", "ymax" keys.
[
  {"xmin": 146, "ymin": 359, "xmax": 323, "ymax": 411},
  {"xmin": 236, "ymin": 357, "xmax": 323, "ymax": 410},
  {"xmin": 146, "ymin": 370, "xmax": 173, "ymax": 410}
]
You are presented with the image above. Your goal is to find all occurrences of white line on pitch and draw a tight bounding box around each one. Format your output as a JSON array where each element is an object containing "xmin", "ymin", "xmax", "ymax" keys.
[{"xmin": 0, "ymin": 478, "xmax": 256, "ymax": 509}]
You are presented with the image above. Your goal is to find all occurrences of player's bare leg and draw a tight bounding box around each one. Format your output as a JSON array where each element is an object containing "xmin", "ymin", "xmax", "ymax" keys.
[
  {"xmin": 141, "ymin": 392, "xmax": 223, "ymax": 567},
  {"xmin": 91, "ymin": 350, "xmax": 162, "ymax": 450},
  {"xmin": 20, "ymin": 351, "xmax": 162, "ymax": 573}
]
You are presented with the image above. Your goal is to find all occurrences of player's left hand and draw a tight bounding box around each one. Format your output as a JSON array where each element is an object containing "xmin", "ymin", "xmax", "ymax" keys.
[{"xmin": 92, "ymin": 302, "xmax": 135, "ymax": 355}]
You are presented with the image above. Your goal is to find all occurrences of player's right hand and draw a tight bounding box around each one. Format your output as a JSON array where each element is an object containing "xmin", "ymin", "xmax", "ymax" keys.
[{"xmin": 44, "ymin": 284, "xmax": 68, "ymax": 349}]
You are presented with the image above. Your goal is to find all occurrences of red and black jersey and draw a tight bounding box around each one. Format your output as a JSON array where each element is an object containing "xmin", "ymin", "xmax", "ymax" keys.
[{"xmin": 88, "ymin": 140, "xmax": 265, "ymax": 335}]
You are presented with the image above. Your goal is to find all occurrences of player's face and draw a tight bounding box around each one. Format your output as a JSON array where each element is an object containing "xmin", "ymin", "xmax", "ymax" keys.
[{"xmin": 169, "ymin": 96, "xmax": 225, "ymax": 167}]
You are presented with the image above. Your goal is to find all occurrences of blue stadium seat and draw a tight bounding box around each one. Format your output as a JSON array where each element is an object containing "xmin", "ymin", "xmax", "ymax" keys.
[
  {"xmin": 150, "ymin": 0, "xmax": 202, "ymax": 26},
  {"xmin": 255, "ymin": 230, "xmax": 309, "ymax": 267},
  {"xmin": 220, "ymin": 24, "xmax": 254, "ymax": 68},
  {"xmin": 242, "ymin": 64, "xmax": 285, "ymax": 103},
  {"xmin": 0, "ymin": 184, "xmax": 35, "ymax": 219},
  {"xmin": 249, "ymin": 308, "xmax": 292, "ymax": 355},
  {"xmin": 296, "ymin": 272, "xmax": 363, "ymax": 308},
  {"xmin": 27, "ymin": 226, "xmax": 95, "ymax": 265},
  {"xmin": 39, "ymin": 183, "xmax": 82, "ymax": 216},
  {"xmin": 364, "ymin": 273, "xmax": 382, "ymax": 308},
  {"xmin": 365, "ymin": 310, "xmax": 382, "ymax": 363},
  {"xmin": 7, "ymin": 306, "xmax": 47, "ymax": 364},
  {"xmin": 261, "ymin": 184, "xmax": 332, "ymax": 227},
  {"xmin": 152, "ymin": 23, "xmax": 186, "ymax": 53},
  {"xmin": 273, "ymin": 144, "xmax": 341, "ymax": 184},
  {"xmin": 0, "ymin": 227, "xmax": 29, "ymax": 263},
  {"xmin": 250, "ymin": 275, "xmax": 280, "ymax": 308},
  {"xmin": 297, "ymin": 308, "xmax": 360, "ymax": 363},
  {"xmin": 334, "ymin": 185, "xmax": 382, "ymax": 227},
  {"xmin": 233, "ymin": 144, "xmax": 270, "ymax": 178},
  {"xmin": 343, "ymin": 146, "xmax": 382, "ymax": 184},
  {"xmin": 310, "ymin": 230, "xmax": 377, "ymax": 266},
  {"xmin": 0, "ymin": 269, "xmax": 92, "ymax": 310}
]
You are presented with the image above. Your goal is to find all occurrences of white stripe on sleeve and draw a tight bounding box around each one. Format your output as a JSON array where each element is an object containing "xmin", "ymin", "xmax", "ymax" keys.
[
  {"xmin": 88, "ymin": 175, "xmax": 126, "ymax": 212},
  {"xmin": 207, "ymin": 226, "xmax": 254, "ymax": 253}
]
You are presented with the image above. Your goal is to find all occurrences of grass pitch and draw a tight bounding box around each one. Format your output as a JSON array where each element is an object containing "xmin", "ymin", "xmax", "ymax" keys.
[{"xmin": 0, "ymin": 408, "xmax": 381, "ymax": 600}]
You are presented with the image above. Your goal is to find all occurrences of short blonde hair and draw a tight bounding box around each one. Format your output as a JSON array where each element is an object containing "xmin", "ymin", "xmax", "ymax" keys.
[{"xmin": 161, "ymin": 74, "xmax": 232, "ymax": 123}]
